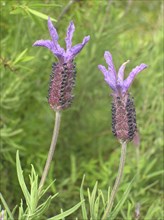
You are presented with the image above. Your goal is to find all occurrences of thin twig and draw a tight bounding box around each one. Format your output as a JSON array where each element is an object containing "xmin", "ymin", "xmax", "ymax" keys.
[
  {"xmin": 57, "ymin": 0, "xmax": 76, "ymax": 23},
  {"xmin": 39, "ymin": 110, "xmax": 61, "ymax": 189},
  {"xmin": 102, "ymin": 141, "xmax": 127, "ymax": 220}
]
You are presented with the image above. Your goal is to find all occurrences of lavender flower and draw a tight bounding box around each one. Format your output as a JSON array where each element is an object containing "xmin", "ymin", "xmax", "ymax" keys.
[
  {"xmin": 33, "ymin": 17, "xmax": 90, "ymax": 110},
  {"xmin": 98, "ymin": 51, "xmax": 147, "ymax": 142}
]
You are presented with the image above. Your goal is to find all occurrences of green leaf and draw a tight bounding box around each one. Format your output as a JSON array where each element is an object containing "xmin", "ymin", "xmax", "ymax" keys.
[
  {"xmin": 60, "ymin": 209, "xmax": 65, "ymax": 220},
  {"xmin": 11, "ymin": 205, "xmax": 18, "ymax": 217},
  {"xmin": 0, "ymin": 193, "xmax": 14, "ymax": 220},
  {"xmin": 13, "ymin": 49, "xmax": 28, "ymax": 65},
  {"xmin": 143, "ymin": 158, "xmax": 157, "ymax": 176},
  {"xmin": 145, "ymin": 170, "xmax": 164, "ymax": 179},
  {"xmin": 127, "ymin": 202, "xmax": 132, "ymax": 220},
  {"xmin": 28, "ymin": 3, "xmax": 61, "ymax": 7},
  {"xmin": 93, "ymin": 192, "xmax": 100, "ymax": 219},
  {"xmin": 98, "ymin": 189, "xmax": 106, "ymax": 208},
  {"xmin": 29, "ymin": 195, "xmax": 53, "ymax": 219},
  {"xmin": 47, "ymin": 200, "xmax": 84, "ymax": 220},
  {"xmin": 90, "ymin": 181, "xmax": 98, "ymax": 218},
  {"xmin": 39, "ymin": 180, "xmax": 58, "ymax": 200},
  {"xmin": 29, "ymin": 165, "xmax": 39, "ymax": 214},
  {"xmin": 27, "ymin": 8, "xmax": 56, "ymax": 22},
  {"xmin": 16, "ymin": 151, "xmax": 30, "ymax": 208},
  {"xmin": 18, "ymin": 200, "xmax": 25, "ymax": 220},
  {"xmin": 145, "ymin": 202, "xmax": 162, "ymax": 219},
  {"xmin": 109, "ymin": 177, "xmax": 135, "ymax": 220},
  {"xmin": 80, "ymin": 175, "xmax": 88, "ymax": 220}
]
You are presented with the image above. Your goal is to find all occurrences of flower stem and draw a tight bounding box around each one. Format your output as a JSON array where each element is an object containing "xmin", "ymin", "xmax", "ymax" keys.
[
  {"xmin": 39, "ymin": 110, "xmax": 61, "ymax": 189},
  {"xmin": 102, "ymin": 141, "xmax": 127, "ymax": 220}
]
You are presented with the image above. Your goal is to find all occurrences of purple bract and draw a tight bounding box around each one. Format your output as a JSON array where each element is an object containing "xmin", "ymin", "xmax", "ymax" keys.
[
  {"xmin": 98, "ymin": 51, "xmax": 148, "ymax": 95},
  {"xmin": 33, "ymin": 17, "xmax": 90, "ymax": 63}
]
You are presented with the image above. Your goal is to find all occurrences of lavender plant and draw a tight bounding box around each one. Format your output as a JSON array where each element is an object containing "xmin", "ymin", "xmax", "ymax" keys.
[
  {"xmin": 1, "ymin": 2, "xmax": 162, "ymax": 220},
  {"xmin": 98, "ymin": 51, "xmax": 147, "ymax": 219},
  {"xmin": 0, "ymin": 151, "xmax": 84, "ymax": 220},
  {"xmin": 33, "ymin": 17, "xmax": 90, "ymax": 189}
]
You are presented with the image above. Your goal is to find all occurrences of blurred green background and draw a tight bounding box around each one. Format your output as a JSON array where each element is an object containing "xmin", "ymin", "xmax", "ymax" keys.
[{"xmin": 1, "ymin": 0, "xmax": 163, "ymax": 219}]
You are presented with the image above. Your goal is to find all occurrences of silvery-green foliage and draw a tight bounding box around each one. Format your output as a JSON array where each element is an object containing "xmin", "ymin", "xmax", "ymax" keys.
[{"xmin": 0, "ymin": 151, "xmax": 83, "ymax": 220}]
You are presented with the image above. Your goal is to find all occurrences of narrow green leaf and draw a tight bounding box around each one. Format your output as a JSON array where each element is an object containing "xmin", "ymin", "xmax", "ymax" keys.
[
  {"xmin": 98, "ymin": 189, "xmax": 106, "ymax": 207},
  {"xmin": 145, "ymin": 202, "xmax": 162, "ymax": 219},
  {"xmin": 29, "ymin": 195, "xmax": 52, "ymax": 218},
  {"xmin": 60, "ymin": 208, "xmax": 65, "ymax": 220},
  {"xmin": 143, "ymin": 158, "xmax": 157, "ymax": 176},
  {"xmin": 47, "ymin": 200, "xmax": 84, "ymax": 220},
  {"xmin": 127, "ymin": 202, "xmax": 132, "ymax": 220},
  {"xmin": 80, "ymin": 175, "xmax": 88, "ymax": 220},
  {"xmin": 27, "ymin": 8, "xmax": 56, "ymax": 21},
  {"xmin": 11, "ymin": 205, "xmax": 18, "ymax": 216},
  {"xmin": 29, "ymin": 3, "xmax": 61, "ymax": 7},
  {"xmin": 94, "ymin": 193, "xmax": 100, "ymax": 219},
  {"xmin": 0, "ymin": 193, "xmax": 14, "ymax": 220},
  {"xmin": 16, "ymin": 151, "xmax": 30, "ymax": 208},
  {"xmin": 70, "ymin": 154, "xmax": 76, "ymax": 183},
  {"xmin": 90, "ymin": 181, "xmax": 98, "ymax": 218},
  {"xmin": 29, "ymin": 165, "xmax": 39, "ymax": 214},
  {"xmin": 142, "ymin": 180, "xmax": 158, "ymax": 192},
  {"xmin": 109, "ymin": 177, "xmax": 135, "ymax": 220},
  {"xmin": 145, "ymin": 170, "xmax": 164, "ymax": 179},
  {"xmin": 18, "ymin": 200, "xmax": 24, "ymax": 220},
  {"xmin": 39, "ymin": 179, "xmax": 56, "ymax": 199},
  {"xmin": 13, "ymin": 49, "xmax": 28, "ymax": 65},
  {"xmin": 10, "ymin": 7, "xmax": 24, "ymax": 15}
]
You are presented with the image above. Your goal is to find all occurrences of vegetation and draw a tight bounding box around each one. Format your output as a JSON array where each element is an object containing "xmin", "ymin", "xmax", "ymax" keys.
[{"xmin": 1, "ymin": 0, "xmax": 163, "ymax": 219}]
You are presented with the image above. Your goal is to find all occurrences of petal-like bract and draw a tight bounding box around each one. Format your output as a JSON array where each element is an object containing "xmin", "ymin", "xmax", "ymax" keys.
[
  {"xmin": 98, "ymin": 65, "xmax": 116, "ymax": 91},
  {"xmin": 48, "ymin": 17, "xmax": 59, "ymax": 41},
  {"xmin": 123, "ymin": 63, "xmax": 148, "ymax": 92},
  {"xmin": 117, "ymin": 60, "xmax": 130, "ymax": 83},
  {"xmin": 33, "ymin": 18, "xmax": 90, "ymax": 63},
  {"xmin": 33, "ymin": 40, "xmax": 54, "ymax": 50},
  {"xmin": 65, "ymin": 21, "xmax": 75, "ymax": 50},
  {"xmin": 98, "ymin": 51, "xmax": 147, "ymax": 95},
  {"xmin": 104, "ymin": 51, "xmax": 117, "ymax": 81},
  {"xmin": 68, "ymin": 36, "xmax": 90, "ymax": 60}
]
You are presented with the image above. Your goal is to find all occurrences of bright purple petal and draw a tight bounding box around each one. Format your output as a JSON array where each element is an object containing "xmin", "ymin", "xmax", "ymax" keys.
[
  {"xmin": 104, "ymin": 51, "xmax": 117, "ymax": 81},
  {"xmin": 68, "ymin": 35, "xmax": 90, "ymax": 60},
  {"xmin": 124, "ymin": 63, "xmax": 148, "ymax": 91},
  {"xmin": 98, "ymin": 65, "xmax": 116, "ymax": 91},
  {"xmin": 33, "ymin": 40, "xmax": 54, "ymax": 50},
  {"xmin": 33, "ymin": 40, "xmax": 64, "ymax": 60},
  {"xmin": 117, "ymin": 60, "xmax": 130, "ymax": 82},
  {"xmin": 65, "ymin": 21, "xmax": 75, "ymax": 50},
  {"xmin": 48, "ymin": 17, "xmax": 65, "ymax": 56},
  {"xmin": 33, "ymin": 18, "xmax": 90, "ymax": 63},
  {"xmin": 48, "ymin": 17, "xmax": 58, "ymax": 41}
]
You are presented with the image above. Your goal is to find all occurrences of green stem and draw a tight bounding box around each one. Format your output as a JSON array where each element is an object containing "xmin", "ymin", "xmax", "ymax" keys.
[
  {"xmin": 102, "ymin": 142, "xmax": 127, "ymax": 220},
  {"xmin": 39, "ymin": 110, "xmax": 61, "ymax": 189}
]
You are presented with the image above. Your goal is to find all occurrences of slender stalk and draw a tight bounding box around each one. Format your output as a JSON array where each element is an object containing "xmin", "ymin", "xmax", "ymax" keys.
[
  {"xmin": 39, "ymin": 110, "xmax": 61, "ymax": 189},
  {"xmin": 102, "ymin": 142, "xmax": 127, "ymax": 220}
]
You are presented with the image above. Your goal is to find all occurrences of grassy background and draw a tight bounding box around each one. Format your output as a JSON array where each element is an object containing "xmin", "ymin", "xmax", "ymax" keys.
[{"xmin": 1, "ymin": 0, "xmax": 163, "ymax": 219}]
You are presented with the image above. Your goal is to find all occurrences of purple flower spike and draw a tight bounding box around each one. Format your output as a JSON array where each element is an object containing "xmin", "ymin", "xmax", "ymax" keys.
[
  {"xmin": 98, "ymin": 51, "xmax": 148, "ymax": 143},
  {"xmin": 33, "ymin": 18, "xmax": 90, "ymax": 111},
  {"xmin": 33, "ymin": 17, "xmax": 90, "ymax": 63}
]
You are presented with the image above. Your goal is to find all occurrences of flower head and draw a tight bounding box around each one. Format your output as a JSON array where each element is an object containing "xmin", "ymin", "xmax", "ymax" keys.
[
  {"xmin": 98, "ymin": 51, "xmax": 147, "ymax": 96},
  {"xmin": 33, "ymin": 18, "xmax": 90, "ymax": 111},
  {"xmin": 33, "ymin": 17, "xmax": 90, "ymax": 63},
  {"xmin": 98, "ymin": 51, "xmax": 148, "ymax": 143}
]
